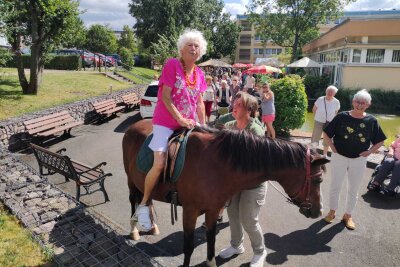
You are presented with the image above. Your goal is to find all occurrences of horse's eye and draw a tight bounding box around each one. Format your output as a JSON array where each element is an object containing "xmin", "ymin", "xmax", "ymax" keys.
[{"xmin": 313, "ymin": 177, "xmax": 323, "ymax": 184}]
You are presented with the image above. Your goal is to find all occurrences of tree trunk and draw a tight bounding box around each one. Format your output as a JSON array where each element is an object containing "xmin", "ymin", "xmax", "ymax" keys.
[
  {"xmin": 27, "ymin": 0, "xmax": 41, "ymax": 95},
  {"xmin": 291, "ymin": 33, "xmax": 300, "ymax": 62},
  {"xmin": 11, "ymin": 34, "xmax": 29, "ymax": 93}
]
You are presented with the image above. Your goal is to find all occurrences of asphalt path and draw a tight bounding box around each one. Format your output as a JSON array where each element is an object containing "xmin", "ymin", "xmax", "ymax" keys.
[{"xmin": 18, "ymin": 110, "xmax": 400, "ymax": 267}]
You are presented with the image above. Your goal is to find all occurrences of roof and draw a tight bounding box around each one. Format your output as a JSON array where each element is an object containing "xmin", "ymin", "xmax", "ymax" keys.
[{"xmin": 287, "ymin": 57, "xmax": 321, "ymax": 68}]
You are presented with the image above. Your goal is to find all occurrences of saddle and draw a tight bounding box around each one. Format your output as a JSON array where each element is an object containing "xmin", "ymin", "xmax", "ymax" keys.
[{"xmin": 136, "ymin": 128, "xmax": 194, "ymax": 183}]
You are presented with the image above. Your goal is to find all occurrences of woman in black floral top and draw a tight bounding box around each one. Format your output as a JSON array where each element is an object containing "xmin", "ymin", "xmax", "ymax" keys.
[{"xmin": 323, "ymin": 89, "xmax": 386, "ymax": 230}]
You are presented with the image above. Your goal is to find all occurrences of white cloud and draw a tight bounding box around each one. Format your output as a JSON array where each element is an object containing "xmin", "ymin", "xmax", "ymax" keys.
[
  {"xmin": 79, "ymin": 0, "xmax": 133, "ymax": 30},
  {"xmin": 345, "ymin": 0, "xmax": 400, "ymax": 11}
]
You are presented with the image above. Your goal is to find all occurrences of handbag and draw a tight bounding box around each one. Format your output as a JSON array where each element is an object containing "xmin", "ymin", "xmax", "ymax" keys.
[{"xmin": 323, "ymin": 97, "xmax": 330, "ymax": 127}]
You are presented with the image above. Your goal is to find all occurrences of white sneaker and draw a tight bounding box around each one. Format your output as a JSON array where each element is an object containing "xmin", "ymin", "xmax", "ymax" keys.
[
  {"xmin": 133, "ymin": 205, "xmax": 152, "ymax": 232},
  {"xmin": 219, "ymin": 245, "xmax": 245, "ymax": 259},
  {"xmin": 250, "ymin": 250, "xmax": 267, "ymax": 267}
]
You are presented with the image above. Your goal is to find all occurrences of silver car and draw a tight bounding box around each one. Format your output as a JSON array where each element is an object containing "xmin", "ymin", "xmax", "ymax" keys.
[{"xmin": 140, "ymin": 81, "xmax": 159, "ymax": 118}]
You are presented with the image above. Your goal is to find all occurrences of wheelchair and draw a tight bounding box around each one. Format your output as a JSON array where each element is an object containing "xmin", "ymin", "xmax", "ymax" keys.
[{"xmin": 367, "ymin": 151, "xmax": 400, "ymax": 197}]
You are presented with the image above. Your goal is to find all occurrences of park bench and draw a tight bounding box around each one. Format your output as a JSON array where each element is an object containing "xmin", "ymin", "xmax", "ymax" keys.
[
  {"xmin": 121, "ymin": 92, "xmax": 140, "ymax": 111},
  {"xmin": 23, "ymin": 111, "xmax": 83, "ymax": 142},
  {"xmin": 30, "ymin": 143, "xmax": 112, "ymax": 202},
  {"xmin": 91, "ymin": 99, "xmax": 124, "ymax": 118}
]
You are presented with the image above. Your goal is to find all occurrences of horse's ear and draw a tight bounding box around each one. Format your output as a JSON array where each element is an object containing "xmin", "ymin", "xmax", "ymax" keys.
[{"xmin": 311, "ymin": 157, "xmax": 330, "ymax": 166}]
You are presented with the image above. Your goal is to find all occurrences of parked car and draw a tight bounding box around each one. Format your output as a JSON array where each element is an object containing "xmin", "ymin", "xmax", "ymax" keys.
[
  {"xmin": 140, "ymin": 81, "xmax": 159, "ymax": 119},
  {"xmin": 94, "ymin": 52, "xmax": 115, "ymax": 67},
  {"xmin": 106, "ymin": 54, "xmax": 122, "ymax": 66},
  {"xmin": 56, "ymin": 49, "xmax": 94, "ymax": 67}
]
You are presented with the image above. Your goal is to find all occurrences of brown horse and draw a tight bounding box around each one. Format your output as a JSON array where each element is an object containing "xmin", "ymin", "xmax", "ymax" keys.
[{"xmin": 122, "ymin": 119, "xmax": 329, "ymax": 267}]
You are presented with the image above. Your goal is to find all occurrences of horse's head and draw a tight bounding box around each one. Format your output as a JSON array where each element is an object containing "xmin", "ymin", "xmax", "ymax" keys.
[{"xmin": 290, "ymin": 150, "xmax": 329, "ymax": 219}]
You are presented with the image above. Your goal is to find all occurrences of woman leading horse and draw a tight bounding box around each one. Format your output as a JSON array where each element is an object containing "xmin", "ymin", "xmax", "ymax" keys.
[{"xmin": 123, "ymin": 120, "xmax": 329, "ymax": 267}]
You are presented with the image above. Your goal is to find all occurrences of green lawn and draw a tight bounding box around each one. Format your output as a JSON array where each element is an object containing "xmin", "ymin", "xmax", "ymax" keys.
[
  {"xmin": 115, "ymin": 66, "xmax": 159, "ymax": 84},
  {"xmin": 0, "ymin": 68, "xmax": 134, "ymax": 120},
  {"xmin": 0, "ymin": 202, "xmax": 52, "ymax": 267}
]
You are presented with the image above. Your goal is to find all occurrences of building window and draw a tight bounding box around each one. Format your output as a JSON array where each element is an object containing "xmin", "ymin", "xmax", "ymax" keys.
[
  {"xmin": 254, "ymin": 48, "xmax": 264, "ymax": 55},
  {"xmin": 240, "ymin": 35, "xmax": 251, "ymax": 46},
  {"xmin": 392, "ymin": 50, "xmax": 400, "ymax": 63},
  {"xmin": 352, "ymin": 49, "xmax": 361, "ymax": 63},
  {"xmin": 239, "ymin": 49, "xmax": 250, "ymax": 60},
  {"xmin": 366, "ymin": 49, "xmax": 385, "ymax": 63},
  {"xmin": 241, "ymin": 20, "xmax": 252, "ymax": 31}
]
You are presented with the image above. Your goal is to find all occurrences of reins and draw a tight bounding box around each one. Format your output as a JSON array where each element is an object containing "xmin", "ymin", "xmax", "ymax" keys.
[{"xmin": 269, "ymin": 148, "xmax": 322, "ymax": 208}]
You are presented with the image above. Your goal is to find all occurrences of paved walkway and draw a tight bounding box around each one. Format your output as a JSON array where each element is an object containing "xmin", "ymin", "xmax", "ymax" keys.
[{"xmin": 6, "ymin": 111, "xmax": 399, "ymax": 267}]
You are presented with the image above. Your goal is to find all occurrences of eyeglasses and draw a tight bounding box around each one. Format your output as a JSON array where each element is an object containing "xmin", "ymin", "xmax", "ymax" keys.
[
  {"xmin": 233, "ymin": 80, "xmax": 238, "ymax": 82},
  {"xmin": 354, "ymin": 100, "xmax": 368, "ymax": 105}
]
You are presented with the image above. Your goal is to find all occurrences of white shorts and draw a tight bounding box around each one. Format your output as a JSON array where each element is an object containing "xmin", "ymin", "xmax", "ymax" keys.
[{"xmin": 149, "ymin": 125, "xmax": 174, "ymax": 152}]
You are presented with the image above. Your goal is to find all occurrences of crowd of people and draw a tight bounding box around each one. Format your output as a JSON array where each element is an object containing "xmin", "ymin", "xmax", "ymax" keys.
[{"xmin": 133, "ymin": 28, "xmax": 397, "ymax": 267}]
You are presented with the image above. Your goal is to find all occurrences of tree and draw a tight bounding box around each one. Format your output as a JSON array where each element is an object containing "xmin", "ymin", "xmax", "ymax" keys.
[
  {"xmin": 119, "ymin": 47, "xmax": 134, "ymax": 70},
  {"xmin": 248, "ymin": 0, "xmax": 356, "ymax": 62},
  {"xmin": 129, "ymin": 0, "xmax": 240, "ymax": 60},
  {"xmin": 0, "ymin": 0, "xmax": 82, "ymax": 95},
  {"xmin": 118, "ymin": 25, "xmax": 138, "ymax": 55},
  {"xmin": 84, "ymin": 24, "xmax": 118, "ymax": 54},
  {"xmin": 150, "ymin": 33, "xmax": 178, "ymax": 66}
]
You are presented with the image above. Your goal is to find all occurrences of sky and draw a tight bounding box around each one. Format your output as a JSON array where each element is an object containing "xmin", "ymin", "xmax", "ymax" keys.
[{"xmin": 78, "ymin": 0, "xmax": 400, "ymax": 30}]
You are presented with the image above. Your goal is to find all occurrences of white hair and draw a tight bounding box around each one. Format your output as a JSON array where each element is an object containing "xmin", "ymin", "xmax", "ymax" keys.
[
  {"xmin": 220, "ymin": 80, "xmax": 228, "ymax": 86},
  {"xmin": 326, "ymin": 85, "xmax": 338, "ymax": 94},
  {"xmin": 177, "ymin": 29, "xmax": 207, "ymax": 61},
  {"xmin": 353, "ymin": 89, "xmax": 372, "ymax": 104}
]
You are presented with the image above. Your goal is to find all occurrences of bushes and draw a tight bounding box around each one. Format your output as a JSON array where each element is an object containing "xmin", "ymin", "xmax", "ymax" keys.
[
  {"xmin": 5, "ymin": 55, "xmax": 81, "ymax": 70},
  {"xmin": 270, "ymin": 75, "xmax": 308, "ymax": 137},
  {"xmin": 303, "ymin": 74, "xmax": 330, "ymax": 99},
  {"xmin": 336, "ymin": 88, "xmax": 400, "ymax": 115},
  {"xmin": 0, "ymin": 48, "xmax": 12, "ymax": 67}
]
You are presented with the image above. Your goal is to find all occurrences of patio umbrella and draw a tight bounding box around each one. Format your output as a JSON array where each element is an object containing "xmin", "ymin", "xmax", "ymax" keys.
[
  {"xmin": 233, "ymin": 63, "xmax": 252, "ymax": 68},
  {"xmin": 287, "ymin": 57, "xmax": 321, "ymax": 68},
  {"xmin": 246, "ymin": 65, "xmax": 282, "ymax": 74},
  {"xmin": 198, "ymin": 59, "xmax": 232, "ymax": 68}
]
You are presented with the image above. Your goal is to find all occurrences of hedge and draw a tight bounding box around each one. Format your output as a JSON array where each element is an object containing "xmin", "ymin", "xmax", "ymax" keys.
[
  {"xmin": 336, "ymin": 88, "xmax": 400, "ymax": 115},
  {"xmin": 5, "ymin": 54, "xmax": 82, "ymax": 70}
]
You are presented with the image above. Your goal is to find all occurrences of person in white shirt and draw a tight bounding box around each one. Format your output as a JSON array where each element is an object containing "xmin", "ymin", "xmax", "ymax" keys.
[
  {"xmin": 311, "ymin": 85, "xmax": 340, "ymax": 156},
  {"xmin": 244, "ymin": 74, "xmax": 255, "ymax": 91}
]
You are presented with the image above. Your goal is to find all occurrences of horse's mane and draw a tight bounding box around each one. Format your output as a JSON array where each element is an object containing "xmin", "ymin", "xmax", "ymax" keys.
[{"xmin": 212, "ymin": 129, "xmax": 306, "ymax": 173}]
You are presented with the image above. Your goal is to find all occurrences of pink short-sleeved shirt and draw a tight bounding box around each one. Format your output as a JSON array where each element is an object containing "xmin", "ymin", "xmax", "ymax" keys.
[{"xmin": 152, "ymin": 58, "xmax": 207, "ymax": 130}]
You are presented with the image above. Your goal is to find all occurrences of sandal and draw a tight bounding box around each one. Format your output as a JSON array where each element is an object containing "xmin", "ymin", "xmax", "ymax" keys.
[
  {"xmin": 367, "ymin": 180, "xmax": 380, "ymax": 192},
  {"xmin": 342, "ymin": 215, "xmax": 356, "ymax": 230}
]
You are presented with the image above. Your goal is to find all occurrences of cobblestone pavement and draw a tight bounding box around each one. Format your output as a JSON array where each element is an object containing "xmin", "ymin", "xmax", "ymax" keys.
[{"xmin": 0, "ymin": 147, "xmax": 163, "ymax": 267}]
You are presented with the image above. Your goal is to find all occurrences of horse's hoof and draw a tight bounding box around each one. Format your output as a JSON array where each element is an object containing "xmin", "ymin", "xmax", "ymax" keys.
[
  {"xmin": 131, "ymin": 231, "xmax": 140, "ymax": 241},
  {"xmin": 151, "ymin": 224, "xmax": 160, "ymax": 235},
  {"xmin": 206, "ymin": 257, "xmax": 216, "ymax": 267}
]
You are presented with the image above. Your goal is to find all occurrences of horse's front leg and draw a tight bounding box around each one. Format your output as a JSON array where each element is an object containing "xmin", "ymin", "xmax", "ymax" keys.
[
  {"xmin": 182, "ymin": 207, "xmax": 199, "ymax": 267},
  {"xmin": 205, "ymin": 211, "xmax": 219, "ymax": 267}
]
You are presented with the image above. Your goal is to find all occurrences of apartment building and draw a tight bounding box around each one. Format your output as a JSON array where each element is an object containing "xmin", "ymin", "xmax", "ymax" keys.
[
  {"xmin": 235, "ymin": 15, "xmax": 284, "ymax": 64},
  {"xmin": 303, "ymin": 15, "xmax": 400, "ymax": 90},
  {"xmin": 235, "ymin": 10, "xmax": 400, "ymax": 69}
]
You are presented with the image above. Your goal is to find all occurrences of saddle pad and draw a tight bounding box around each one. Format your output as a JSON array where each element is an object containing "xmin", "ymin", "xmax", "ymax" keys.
[
  {"xmin": 136, "ymin": 133, "xmax": 154, "ymax": 174},
  {"xmin": 136, "ymin": 132, "xmax": 190, "ymax": 183}
]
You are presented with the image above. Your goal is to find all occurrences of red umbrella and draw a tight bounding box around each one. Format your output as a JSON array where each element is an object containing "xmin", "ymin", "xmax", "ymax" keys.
[
  {"xmin": 246, "ymin": 65, "xmax": 282, "ymax": 74},
  {"xmin": 233, "ymin": 63, "xmax": 253, "ymax": 68}
]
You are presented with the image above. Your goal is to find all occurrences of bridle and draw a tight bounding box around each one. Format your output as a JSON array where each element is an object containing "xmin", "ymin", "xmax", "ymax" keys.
[{"xmin": 268, "ymin": 148, "xmax": 323, "ymax": 212}]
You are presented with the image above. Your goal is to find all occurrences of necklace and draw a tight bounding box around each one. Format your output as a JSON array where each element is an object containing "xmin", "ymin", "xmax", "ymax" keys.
[{"xmin": 181, "ymin": 58, "xmax": 197, "ymax": 89}]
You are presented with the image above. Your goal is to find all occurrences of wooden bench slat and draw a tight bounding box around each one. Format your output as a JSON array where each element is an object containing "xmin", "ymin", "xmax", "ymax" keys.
[
  {"xmin": 24, "ymin": 111, "xmax": 69, "ymax": 126},
  {"xmin": 26, "ymin": 115, "xmax": 74, "ymax": 132},
  {"xmin": 92, "ymin": 99, "xmax": 124, "ymax": 117},
  {"xmin": 37, "ymin": 121, "xmax": 83, "ymax": 137},
  {"xmin": 101, "ymin": 106, "xmax": 124, "ymax": 115}
]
